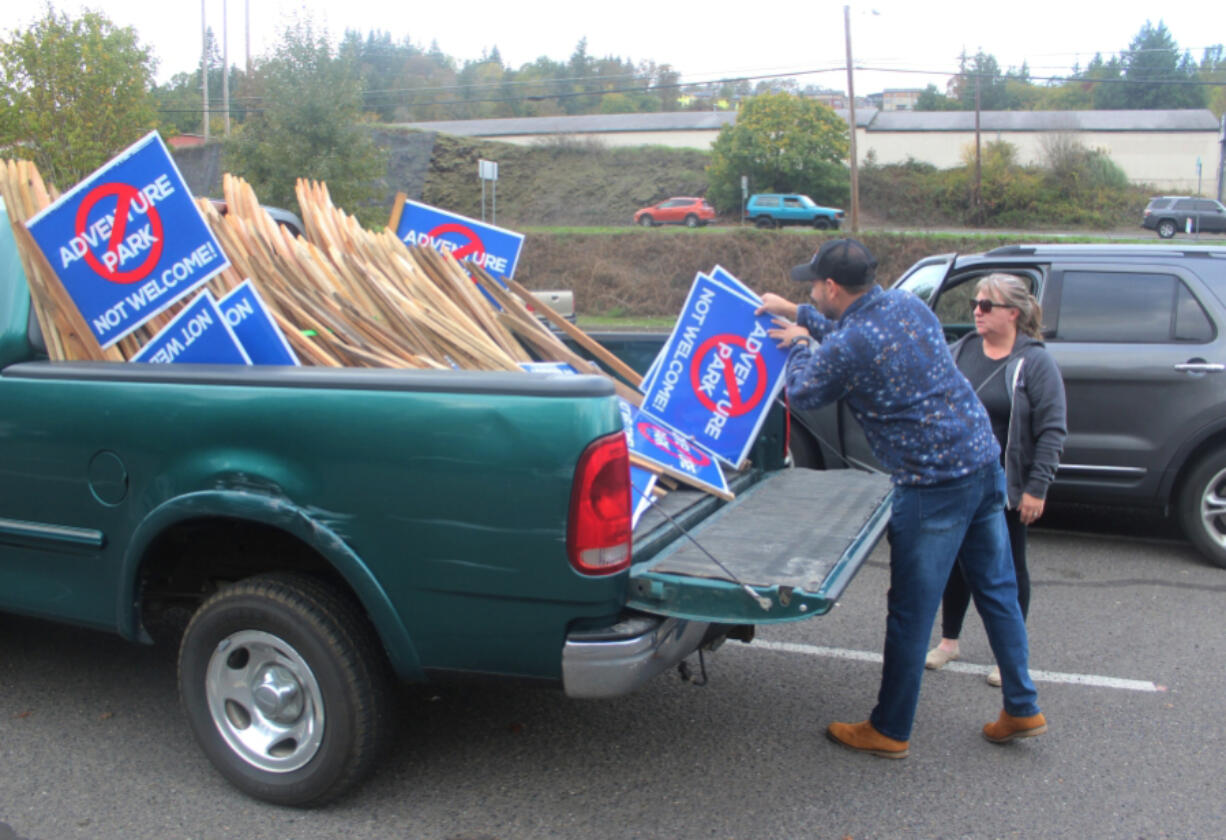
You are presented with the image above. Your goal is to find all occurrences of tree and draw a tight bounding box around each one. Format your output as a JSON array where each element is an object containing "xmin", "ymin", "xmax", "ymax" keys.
[
  {"xmin": 223, "ymin": 21, "xmax": 387, "ymax": 226},
  {"xmin": 1119, "ymin": 21, "xmax": 1204, "ymax": 109},
  {"xmin": 915, "ymin": 83, "xmax": 959, "ymax": 111},
  {"xmin": 0, "ymin": 8, "xmax": 158, "ymax": 188},
  {"xmin": 706, "ymin": 92, "xmax": 849, "ymax": 213}
]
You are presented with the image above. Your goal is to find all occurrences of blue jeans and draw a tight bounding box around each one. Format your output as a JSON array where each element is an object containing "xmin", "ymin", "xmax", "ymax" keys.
[{"xmin": 870, "ymin": 462, "xmax": 1040, "ymax": 741}]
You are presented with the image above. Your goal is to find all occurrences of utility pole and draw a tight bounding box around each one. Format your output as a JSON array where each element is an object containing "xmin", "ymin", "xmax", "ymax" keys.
[
  {"xmin": 974, "ymin": 74, "xmax": 982, "ymax": 225},
  {"xmin": 201, "ymin": 0, "xmax": 209, "ymax": 143},
  {"xmin": 844, "ymin": 5, "xmax": 859, "ymax": 234},
  {"xmin": 245, "ymin": 0, "xmax": 251, "ymax": 78},
  {"xmin": 222, "ymin": 0, "xmax": 231, "ymax": 136}
]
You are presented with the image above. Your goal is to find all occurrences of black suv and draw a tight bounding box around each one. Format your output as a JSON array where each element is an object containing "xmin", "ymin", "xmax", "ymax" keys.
[
  {"xmin": 789, "ymin": 244, "xmax": 1226, "ymax": 568},
  {"xmin": 1142, "ymin": 196, "xmax": 1226, "ymax": 239}
]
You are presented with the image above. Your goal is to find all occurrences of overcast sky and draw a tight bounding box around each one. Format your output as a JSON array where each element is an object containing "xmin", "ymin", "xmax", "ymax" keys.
[{"xmin": 9, "ymin": 1, "xmax": 1224, "ymax": 97}]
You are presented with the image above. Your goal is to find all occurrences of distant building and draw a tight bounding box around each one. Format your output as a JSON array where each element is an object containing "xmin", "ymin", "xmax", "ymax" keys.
[
  {"xmin": 881, "ymin": 89, "xmax": 923, "ymax": 112},
  {"xmin": 813, "ymin": 91, "xmax": 848, "ymax": 110},
  {"xmin": 394, "ymin": 108, "xmax": 1223, "ymax": 194}
]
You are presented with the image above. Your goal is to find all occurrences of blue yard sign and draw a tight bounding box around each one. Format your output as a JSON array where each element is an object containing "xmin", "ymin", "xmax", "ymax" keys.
[
  {"xmin": 394, "ymin": 199, "xmax": 524, "ymax": 280},
  {"xmin": 640, "ymin": 271, "xmax": 789, "ymax": 468},
  {"xmin": 218, "ymin": 280, "xmax": 299, "ymax": 365},
  {"xmin": 133, "ymin": 290, "xmax": 251, "ymax": 365},
  {"xmin": 620, "ymin": 399, "xmax": 729, "ymax": 500},
  {"xmin": 629, "ymin": 464, "xmax": 658, "ymax": 529},
  {"xmin": 25, "ymin": 131, "xmax": 229, "ymax": 348}
]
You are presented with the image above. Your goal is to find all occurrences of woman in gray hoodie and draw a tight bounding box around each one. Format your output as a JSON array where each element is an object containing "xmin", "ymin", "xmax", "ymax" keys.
[{"xmin": 925, "ymin": 273, "xmax": 1068, "ymax": 686}]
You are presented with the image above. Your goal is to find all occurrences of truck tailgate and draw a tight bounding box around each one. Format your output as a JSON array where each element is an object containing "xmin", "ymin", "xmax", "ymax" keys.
[{"xmin": 628, "ymin": 468, "xmax": 891, "ymax": 624}]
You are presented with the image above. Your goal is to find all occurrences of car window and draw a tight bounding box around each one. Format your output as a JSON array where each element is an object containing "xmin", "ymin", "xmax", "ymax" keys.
[
  {"xmin": 894, "ymin": 260, "xmax": 949, "ymax": 303},
  {"xmin": 800, "ymin": 196, "xmax": 817, "ymax": 208},
  {"xmin": 1174, "ymin": 283, "xmax": 1215, "ymax": 342},
  {"xmin": 1053, "ymin": 271, "xmax": 1186, "ymax": 343},
  {"xmin": 1174, "ymin": 199, "xmax": 1196, "ymax": 211},
  {"xmin": 757, "ymin": 196, "xmax": 779, "ymax": 207},
  {"xmin": 1195, "ymin": 200, "xmax": 1222, "ymax": 212},
  {"xmin": 1148, "ymin": 198, "xmax": 1171, "ymax": 210},
  {"xmin": 783, "ymin": 198, "xmax": 802, "ymax": 208}
]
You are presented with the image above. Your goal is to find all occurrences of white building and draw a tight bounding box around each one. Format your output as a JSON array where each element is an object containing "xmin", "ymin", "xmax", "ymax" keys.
[{"xmin": 396, "ymin": 109, "xmax": 1224, "ymax": 194}]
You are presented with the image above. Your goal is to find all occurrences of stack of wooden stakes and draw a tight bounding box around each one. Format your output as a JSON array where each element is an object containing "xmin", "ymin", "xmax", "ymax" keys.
[{"xmin": 0, "ymin": 159, "xmax": 716, "ymax": 500}]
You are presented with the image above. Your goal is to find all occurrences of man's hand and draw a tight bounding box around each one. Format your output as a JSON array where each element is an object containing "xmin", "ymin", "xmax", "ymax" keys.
[
  {"xmin": 756, "ymin": 293, "xmax": 798, "ymax": 321},
  {"xmin": 767, "ymin": 319, "xmax": 811, "ymax": 350},
  {"xmin": 1018, "ymin": 492, "xmax": 1045, "ymax": 525}
]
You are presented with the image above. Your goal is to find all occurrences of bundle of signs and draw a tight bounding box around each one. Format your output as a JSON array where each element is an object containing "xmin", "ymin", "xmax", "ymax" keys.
[{"xmin": 0, "ymin": 158, "xmax": 723, "ymax": 500}]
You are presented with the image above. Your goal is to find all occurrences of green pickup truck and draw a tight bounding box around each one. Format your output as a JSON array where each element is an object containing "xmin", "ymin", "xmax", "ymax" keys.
[{"xmin": 0, "ymin": 201, "xmax": 891, "ymax": 806}]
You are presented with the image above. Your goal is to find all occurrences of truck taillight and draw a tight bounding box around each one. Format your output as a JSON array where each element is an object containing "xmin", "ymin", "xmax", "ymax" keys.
[{"xmin": 567, "ymin": 432, "xmax": 632, "ymax": 575}]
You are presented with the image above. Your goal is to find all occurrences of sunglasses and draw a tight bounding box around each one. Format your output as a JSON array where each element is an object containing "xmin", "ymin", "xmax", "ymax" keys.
[{"xmin": 970, "ymin": 299, "xmax": 1017, "ymax": 314}]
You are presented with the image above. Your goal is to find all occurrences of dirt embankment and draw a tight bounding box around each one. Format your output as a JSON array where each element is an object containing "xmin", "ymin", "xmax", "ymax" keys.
[{"xmin": 516, "ymin": 229, "xmax": 1027, "ymax": 317}]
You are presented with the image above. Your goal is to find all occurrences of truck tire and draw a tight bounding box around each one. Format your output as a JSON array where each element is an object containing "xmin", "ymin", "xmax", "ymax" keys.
[
  {"xmin": 813, "ymin": 218, "xmax": 830, "ymax": 230},
  {"xmin": 178, "ymin": 573, "xmax": 392, "ymax": 806},
  {"xmin": 1157, "ymin": 219, "xmax": 1177, "ymax": 239},
  {"xmin": 1177, "ymin": 448, "xmax": 1226, "ymax": 568},
  {"xmin": 754, "ymin": 216, "xmax": 775, "ymax": 229}
]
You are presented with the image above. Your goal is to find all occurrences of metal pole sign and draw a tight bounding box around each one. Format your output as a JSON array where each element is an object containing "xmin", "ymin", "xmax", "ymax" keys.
[
  {"xmin": 25, "ymin": 131, "xmax": 230, "ymax": 348},
  {"xmin": 479, "ymin": 159, "xmax": 499, "ymax": 224}
]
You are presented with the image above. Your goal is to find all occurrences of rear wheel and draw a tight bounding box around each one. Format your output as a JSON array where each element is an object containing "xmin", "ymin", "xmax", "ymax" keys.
[
  {"xmin": 754, "ymin": 216, "xmax": 775, "ymax": 229},
  {"xmin": 178, "ymin": 573, "xmax": 392, "ymax": 806},
  {"xmin": 638, "ymin": 215, "xmax": 654, "ymax": 227},
  {"xmin": 684, "ymin": 214, "xmax": 699, "ymax": 228},
  {"xmin": 1177, "ymin": 448, "xmax": 1226, "ymax": 568},
  {"xmin": 1157, "ymin": 219, "xmax": 1177, "ymax": 239}
]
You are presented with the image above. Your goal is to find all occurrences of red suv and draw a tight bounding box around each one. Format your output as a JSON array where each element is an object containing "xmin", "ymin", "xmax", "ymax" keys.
[{"xmin": 633, "ymin": 197, "xmax": 716, "ymax": 228}]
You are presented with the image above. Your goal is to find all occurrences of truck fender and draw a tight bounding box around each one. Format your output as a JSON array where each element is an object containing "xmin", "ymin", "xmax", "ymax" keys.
[{"xmin": 117, "ymin": 489, "xmax": 424, "ymax": 682}]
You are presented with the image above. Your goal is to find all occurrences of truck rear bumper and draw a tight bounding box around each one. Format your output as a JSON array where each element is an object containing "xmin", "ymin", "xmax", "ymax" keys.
[{"xmin": 561, "ymin": 614, "xmax": 711, "ymax": 699}]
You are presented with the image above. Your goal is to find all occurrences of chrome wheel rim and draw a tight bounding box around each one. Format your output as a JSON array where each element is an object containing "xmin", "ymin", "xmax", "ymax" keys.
[
  {"xmin": 1198, "ymin": 466, "xmax": 1226, "ymax": 549},
  {"xmin": 204, "ymin": 630, "xmax": 324, "ymax": 774}
]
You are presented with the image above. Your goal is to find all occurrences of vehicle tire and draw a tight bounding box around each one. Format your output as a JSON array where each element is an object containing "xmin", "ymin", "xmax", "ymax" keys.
[
  {"xmin": 178, "ymin": 572, "xmax": 392, "ymax": 806},
  {"xmin": 1157, "ymin": 219, "xmax": 1177, "ymax": 239},
  {"xmin": 754, "ymin": 217, "xmax": 775, "ymax": 229},
  {"xmin": 684, "ymin": 214, "xmax": 699, "ymax": 228},
  {"xmin": 813, "ymin": 218, "xmax": 830, "ymax": 230},
  {"xmin": 1177, "ymin": 448, "xmax": 1226, "ymax": 568},
  {"xmin": 638, "ymin": 215, "xmax": 654, "ymax": 227}
]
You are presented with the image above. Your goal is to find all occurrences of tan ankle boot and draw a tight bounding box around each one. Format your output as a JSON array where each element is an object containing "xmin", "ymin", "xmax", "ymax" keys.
[
  {"xmin": 826, "ymin": 720, "xmax": 909, "ymax": 758},
  {"xmin": 983, "ymin": 710, "xmax": 1048, "ymax": 743}
]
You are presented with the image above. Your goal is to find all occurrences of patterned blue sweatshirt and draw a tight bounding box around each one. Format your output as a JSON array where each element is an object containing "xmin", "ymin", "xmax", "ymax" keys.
[{"xmin": 788, "ymin": 285, "xmax": 999, "ymax": 486}]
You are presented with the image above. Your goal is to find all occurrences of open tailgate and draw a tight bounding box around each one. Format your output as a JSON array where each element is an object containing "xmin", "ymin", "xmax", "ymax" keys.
[{"xmin": 628, "ymin": 468, "xmax": 891, "ymax": 624}]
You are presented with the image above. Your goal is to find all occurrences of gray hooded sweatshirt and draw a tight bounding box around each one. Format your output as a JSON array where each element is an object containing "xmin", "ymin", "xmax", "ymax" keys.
[{"xmin": 949, "ymin": 332, "xmax": 1068, "ymax": 508}]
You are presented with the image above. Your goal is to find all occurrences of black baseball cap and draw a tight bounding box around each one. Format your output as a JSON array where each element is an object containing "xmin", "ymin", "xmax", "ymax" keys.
[{"xmin": 790, "ymin": 238, "xmax": 877, "ymax": 287}]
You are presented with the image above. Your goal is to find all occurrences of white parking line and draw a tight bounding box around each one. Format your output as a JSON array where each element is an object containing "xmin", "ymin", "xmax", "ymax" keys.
[{"xmin": 750, "ymin": 640, "xmax": 1165, "ymax": 693}]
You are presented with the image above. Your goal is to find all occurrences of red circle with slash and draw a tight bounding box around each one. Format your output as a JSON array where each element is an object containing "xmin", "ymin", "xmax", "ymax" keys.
[
  {"xmin": 75, "ymin": 183, "xmax": 164, "ymax": 284},
  {"xmin": 427, "ymin": 222, "xmax": 486, "ymax": 262},
  {"xmin": 636, "ymin": 420, "xmax": 712, "ymax": 467},
  {"xmin": 689, "ymin": 334, "xmax": 767, "ymax": 417}
]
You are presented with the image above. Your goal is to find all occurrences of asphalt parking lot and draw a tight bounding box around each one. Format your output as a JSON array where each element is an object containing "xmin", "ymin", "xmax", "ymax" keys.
[{"xmin": 1, "ymin": 507, "xmax": 1224, "ymax": 840}]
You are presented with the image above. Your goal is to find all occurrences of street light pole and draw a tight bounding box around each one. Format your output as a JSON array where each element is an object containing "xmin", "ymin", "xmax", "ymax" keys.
[{"xmin": 844, "ymin": 5, "xmax": 859, "ymax": 234}]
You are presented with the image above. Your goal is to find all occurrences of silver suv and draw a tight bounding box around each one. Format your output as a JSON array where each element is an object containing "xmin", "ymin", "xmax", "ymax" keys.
[
  {"xmin": 1142, "ymin": 196, "xmax": 1226, "ymax": 239},
  {"xmin": 789, "ymin": 244, "xmax": 1226, "ymax": 568}
]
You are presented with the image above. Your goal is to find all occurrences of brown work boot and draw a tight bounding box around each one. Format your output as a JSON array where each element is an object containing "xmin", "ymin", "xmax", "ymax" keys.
[
  {"xmin": 983, "ymin": 710, "xmax": 1048, "ymax": 743},
  {"xmin": 826, "ymin": 720, "xmax": 909, "ymax": 759}
]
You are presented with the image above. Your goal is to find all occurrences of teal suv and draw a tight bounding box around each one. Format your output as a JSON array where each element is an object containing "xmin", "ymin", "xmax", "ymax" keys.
[{"xmin": 744, "ymin": 193, "xmax": 844, "ymax": 229}]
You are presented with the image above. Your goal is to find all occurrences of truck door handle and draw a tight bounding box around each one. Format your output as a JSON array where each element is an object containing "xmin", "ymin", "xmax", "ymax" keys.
[{"xmin": 1174, "ymin": 362, "xmax": 1225, "ymax": 373}]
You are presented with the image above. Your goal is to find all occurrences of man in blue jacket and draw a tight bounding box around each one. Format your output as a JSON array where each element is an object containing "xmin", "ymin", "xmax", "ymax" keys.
[{"xmin": 757, "ymin": 238, "xmax": 1045, "ymax": 758}]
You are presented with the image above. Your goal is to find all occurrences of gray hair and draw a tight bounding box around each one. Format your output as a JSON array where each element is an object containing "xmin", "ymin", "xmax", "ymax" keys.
[{"xmin": 977, "ymin": 273, "xmax": 1043, "ymax": 339}]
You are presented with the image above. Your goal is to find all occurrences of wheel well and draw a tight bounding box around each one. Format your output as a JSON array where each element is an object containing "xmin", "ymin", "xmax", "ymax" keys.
[
  {"xmin": 136, "ymin": 517, "xmax": 346, "ymax": 647},
  {"xmin": 1169, "ymin": 431, "xmax": 1226, "ymax": 509}
]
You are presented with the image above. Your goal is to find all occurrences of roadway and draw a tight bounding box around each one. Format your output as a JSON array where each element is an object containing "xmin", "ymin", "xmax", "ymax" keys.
[{"xmin": 1, "ymin": 506, "xmax": 1223, "ymax": 840}]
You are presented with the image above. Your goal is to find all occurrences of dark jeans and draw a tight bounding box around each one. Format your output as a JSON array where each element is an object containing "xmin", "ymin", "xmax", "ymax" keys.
[
  {"xmin": 941, "ymin": 507, "xmax": 1029, "ymax": 639},
  {"xmin": 870, "ymin": 463, "xmax": 1039, "ymax": 742}
]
